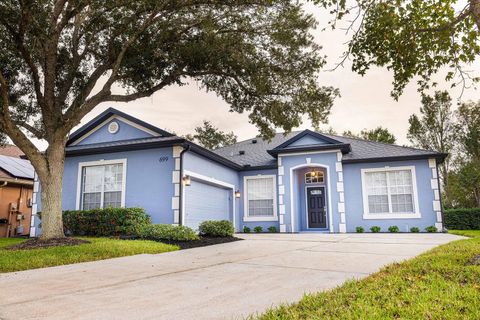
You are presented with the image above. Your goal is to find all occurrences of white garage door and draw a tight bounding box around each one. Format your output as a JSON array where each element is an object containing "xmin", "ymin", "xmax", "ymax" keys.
[{"xmin": 184, "ymin": 180, "xmax": 231, "ymax": 230}]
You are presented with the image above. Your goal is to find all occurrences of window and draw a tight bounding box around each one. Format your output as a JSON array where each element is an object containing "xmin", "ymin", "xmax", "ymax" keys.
[
  {"xmin": 244, "ymin": 175, "xmax": 277, "ymax": 221},
  {"xmin": 361, "ymin": 167, "xmax": 420, "ymax": 219},
  {"xmin": 77, "ymin": 160, "xmax": 126, "ymax": 210},
  {"xmin": 305, "ymin": 170, "xmax": 324, "ymax": 184}
]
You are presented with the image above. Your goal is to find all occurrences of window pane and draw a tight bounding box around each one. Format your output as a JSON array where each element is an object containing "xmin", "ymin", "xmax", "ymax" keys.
[
  {"xmin": 248, "ymin": 199, "xmax": 274, "ymax": 217},
  {"xmin": 391, "ymin": 194, "xmax": 413, "ymax": 213},
  {"xmin": 104, "ymin": 164, "xmax": 123, "ymax": 191},
  {"xmin": 368, "ymin": 195, "xmax": 389, "ymax": 213},
  {"xmin": 365, "ymin": 172, "xmax": 389, "ymax": 213},
  {"xmin": 389, "ymin": 170, "xmax": 414, "ymax": 213},
  {"xmin": 305, "ymin": 171, "xmax": 324, "ymax": 184},
  {"xmin": 83, "ymin": 166, "xmax": 103, "ymax": 192},
  {"xmin": 247, "ymin": 178, "xmax": 274, "ymax": 217},
  {"xmin": 83, "ymin": 192, "xmax": 101, "ymax": 210},
  {"xmin": 104, "ymin": 191, "xmax": 122, "ymax": 208}
]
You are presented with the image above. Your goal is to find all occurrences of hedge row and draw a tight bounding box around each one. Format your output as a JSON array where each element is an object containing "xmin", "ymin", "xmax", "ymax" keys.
[
  {"xmin": 444, "ymin": 208, "xmax": 480, "ymax": 230},
  {"xmin": 135, "ymin": 224, "xmax": 199, "ymax": 241},
  {"xmin": 198, "ymin": 220, "xmax": 234, "ymax": 237},
  {"xmin": 63, "ymin": 207, "xmax": 150, "ymax": 236},
  {"xmin": 62, "ymin": 208, "xmax": 235, "ymax": 241}
]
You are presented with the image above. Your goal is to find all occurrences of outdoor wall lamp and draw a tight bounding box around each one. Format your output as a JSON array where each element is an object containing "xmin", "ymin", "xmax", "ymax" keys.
[
  {"xmin": 182, "ymin": 175, "xmax": 191, "ymax": 186},
  {"xmin": 235, "ymin": 190, "xmax": 241, "ymax": 198}
]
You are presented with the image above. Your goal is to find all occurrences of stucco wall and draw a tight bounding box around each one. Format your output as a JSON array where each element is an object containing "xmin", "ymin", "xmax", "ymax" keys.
[
  {"xmin": 343, "ymin": 159, "xmax": 439, "ymax": 232},
  {"xmin": 61, "ymin": 147, "xmax": 175, "ymax": 224}
]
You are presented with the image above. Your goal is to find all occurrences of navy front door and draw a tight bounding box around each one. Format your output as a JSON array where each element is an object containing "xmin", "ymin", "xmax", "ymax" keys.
[{"xmin": 307, "ymin": 187, "xmax": 327, "ymax": 228}]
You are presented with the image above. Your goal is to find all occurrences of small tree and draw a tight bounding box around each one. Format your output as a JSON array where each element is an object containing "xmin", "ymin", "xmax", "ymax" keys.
[
  {"xmin": 186, "ymin": 121, "xmax": 237, "ymax": 150},
  {"xmin": 342, "ymin": 127, "xmax": 396, "ymax": 144},
  {"xmin": 407, "ymin": 91, "xmax": 456, "ymax": 190},
  {"xmin": 454, "ymin": 100, "xmax": 480, "ymax": 207},
  {"xmin": 360, "ymin": 127, "xmax": 396, "ymax": 144},
  {"xmin": 0, "ymin": 1, "xmax": 338, "ymax": 239}
]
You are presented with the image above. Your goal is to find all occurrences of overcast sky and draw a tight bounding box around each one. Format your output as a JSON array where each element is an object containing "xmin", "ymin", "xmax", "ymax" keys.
[{"xmin": 55, "ymin": 4, "xmax": 480, "ymax": 148}]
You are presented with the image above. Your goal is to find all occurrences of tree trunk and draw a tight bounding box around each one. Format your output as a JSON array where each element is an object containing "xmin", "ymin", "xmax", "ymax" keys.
[
  {"xmin": 38, "ymin": 142, "xmax": 66, "ymax": 240},
  {"xmin": 472, "ymin": 0, "xmax": 480, "ymax": 30}
]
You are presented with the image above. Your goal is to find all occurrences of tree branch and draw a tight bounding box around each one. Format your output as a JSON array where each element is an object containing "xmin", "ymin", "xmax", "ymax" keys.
[
  {"xmin": 416, "ymin": 5, "xmax": 472, "ymax": 33},
  {"xmin": 0, "ymin": 15, "xmax": 45, "ymax": 107},
  {"xmin": 0, "ymin": 70, "xmax": 47, "ymax": 175}
]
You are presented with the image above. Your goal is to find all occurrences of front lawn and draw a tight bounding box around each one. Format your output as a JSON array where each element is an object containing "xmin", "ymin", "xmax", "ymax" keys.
[
  {"xmin": 253, "ymin": 231, "xmax": 480, "ymax": 320},
  {"xmin": 0, "ymin": 237, "xmax": 178, "ymax": 273}
]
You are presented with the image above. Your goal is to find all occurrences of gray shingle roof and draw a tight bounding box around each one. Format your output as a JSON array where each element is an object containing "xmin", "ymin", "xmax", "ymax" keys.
[
  {"xmin": 65, "ymin": 136, "xmax": 183, "ymax": 152},
  {"xmin": 214, "ymin": 131, "xmax": 444, "ymax": 167}
]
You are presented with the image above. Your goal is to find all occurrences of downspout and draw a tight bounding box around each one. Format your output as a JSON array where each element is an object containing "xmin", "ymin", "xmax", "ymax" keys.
[{"xmin": 178, "ymin": 144, "xmax": 190, "ymax": 226}]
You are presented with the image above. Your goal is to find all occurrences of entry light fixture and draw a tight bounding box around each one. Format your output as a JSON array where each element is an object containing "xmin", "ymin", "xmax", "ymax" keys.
[
  {"xmin": 310, "ymin": 169, "xmax": 317, "ymax": 177},
  {"xmin": 235, "ymin": 190, "xmax": 241, "ymax": 198},
  {"xmin": 182, "ymin": 175, "xmax": 191, "ymax": 186}
]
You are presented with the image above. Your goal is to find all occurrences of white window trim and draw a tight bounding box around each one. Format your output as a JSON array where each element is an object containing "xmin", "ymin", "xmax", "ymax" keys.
[
  {"xmin": 75, "ymin": 159, "xmax": 127, "ymax": 210},
  {"xmin": 243, "ymin": 175, "xmax": 278, "ymax": 222},
  {"xmin": 361, "ymin": 166, "xmax": 421, "ymax": 219}
]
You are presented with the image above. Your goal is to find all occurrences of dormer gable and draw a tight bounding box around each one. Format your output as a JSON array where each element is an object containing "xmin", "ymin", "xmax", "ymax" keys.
[{"xmin": 267, "ymin": 130, "xmax": 351, "ymax": 157}]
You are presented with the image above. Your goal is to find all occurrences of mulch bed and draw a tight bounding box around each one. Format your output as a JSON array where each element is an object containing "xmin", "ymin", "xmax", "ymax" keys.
[
  {"xmin": 161, "ymin": 236, "xmax": 242, "ymax": 249},
  {"xmin": 6, "ymin": 237, "xmax": 90, "ymax": 250}
]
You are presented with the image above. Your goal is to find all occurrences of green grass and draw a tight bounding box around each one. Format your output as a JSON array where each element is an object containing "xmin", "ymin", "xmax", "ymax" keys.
[
  {"xmin": 0, "ymin": 237, "xmax": 178, "ymax": 273},
  {"xmin": 253, "ymin": 231, "xmax": 480, "ymax": 320},
  {"xmin": 448, "ymin": 229, "xmax": 480, "ymax": 238}
]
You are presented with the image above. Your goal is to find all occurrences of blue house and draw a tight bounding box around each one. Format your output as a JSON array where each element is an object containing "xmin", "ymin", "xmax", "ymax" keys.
[{"xmin": 31, "ymin": 108, "xmax": 447, "ymax": 236}]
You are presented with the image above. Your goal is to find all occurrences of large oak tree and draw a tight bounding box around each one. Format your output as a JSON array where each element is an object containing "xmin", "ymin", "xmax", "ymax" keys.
[{"xmin": 0, "ymin": 1, "xmax": 338, "ymax": 239}]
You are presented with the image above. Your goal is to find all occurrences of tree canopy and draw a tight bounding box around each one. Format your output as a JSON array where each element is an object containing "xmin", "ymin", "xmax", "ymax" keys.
[
  {"xmin": 0, "ymin": 1, "xmax": 338, "ymax": 239},
  {"xmin": 314, "ymin": 0, "xmax": 480, "ymax": 98},
  {"xmin": 186, "ymin": 120, "xmax": 237, "ymax": 149},
  {"xmin": 407, "ymin": 91, "xmax": 480, "ymax": 208}
]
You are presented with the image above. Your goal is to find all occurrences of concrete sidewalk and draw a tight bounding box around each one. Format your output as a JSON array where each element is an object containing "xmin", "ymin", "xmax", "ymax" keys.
[{"xmin": 0, "ymin": 233, "xmax": 462, "ymax": 320}]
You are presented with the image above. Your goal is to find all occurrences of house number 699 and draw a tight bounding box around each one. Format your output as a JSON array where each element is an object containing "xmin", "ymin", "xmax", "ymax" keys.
[{"xmin": 158, "ymin": 156, "xmax": 169, "ymax": 163}]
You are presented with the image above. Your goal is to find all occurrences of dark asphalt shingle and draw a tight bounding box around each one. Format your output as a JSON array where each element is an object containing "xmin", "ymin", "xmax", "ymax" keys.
[{"xmin": 213, "ymin": 131, "xmax": 443, "ymax": 167}]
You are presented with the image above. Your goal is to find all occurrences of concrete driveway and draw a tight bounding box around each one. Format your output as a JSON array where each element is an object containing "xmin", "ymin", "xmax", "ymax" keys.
[{"xmin": 0, "ymin": 233, "xmax": 462, "ymax": 320}]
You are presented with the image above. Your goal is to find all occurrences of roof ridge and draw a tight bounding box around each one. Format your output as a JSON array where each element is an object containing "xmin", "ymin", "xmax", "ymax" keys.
[
  {"xmin": 214, "ymin": 130, "xmax": 302, "ymax": 151},
  {"xmin": 323, "ymin": 132, "xmax": 441, "ymax": 154}
]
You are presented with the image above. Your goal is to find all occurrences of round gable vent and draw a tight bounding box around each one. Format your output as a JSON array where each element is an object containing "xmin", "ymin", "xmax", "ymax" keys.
[{"xmin": 108, "ymin": 121, "xmax": 119, "ymax": 134}]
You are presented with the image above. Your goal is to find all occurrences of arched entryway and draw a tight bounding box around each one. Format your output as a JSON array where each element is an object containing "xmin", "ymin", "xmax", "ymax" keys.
[{"xmin": 290, "ymin": 164, "xmax": 333, "ymax": 232}]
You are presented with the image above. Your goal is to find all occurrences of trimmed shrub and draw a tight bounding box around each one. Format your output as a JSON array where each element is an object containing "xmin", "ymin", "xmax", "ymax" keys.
[
  {"xmin": 267, "ymin": 226, "xmax": 278, "ymax": 233},
  {"xmin": 444, "ymin": 208, "xmax": 480, "ymax": 230},
  {"xmin": 136, "ymin": 224, "xmax": 198, "ymax": 241},
  {"xmin": 356, "ymin": 226, "xmax": 364, "ymax": 233},
  {"xmin": 63, "ymin": 207, "xmax": 150, "ymax": 236},
  {"xmin": 370, "ymin": 226, "xmax": 381, "ymax": 233},
  {"xmin": 425, "ymin": 225, "xmax": 438, "ymax": 233},
  {"xmin": 243, "ymin": 226, "xmax": 251, "ymax": 233},
  {"xmin": 410, "ymin": 227, "xmax": 420, "ymax": 233},
  {"xmin": 388, "ymin": 226, "xmax": 400, "ymax": 233},
  {"xmin": 254, "ymin": 226, "xmax": 263, "ymax": 233},
  {"xmin": 198, "ymin": 220, "xmax": 235, "ymax": 237}
]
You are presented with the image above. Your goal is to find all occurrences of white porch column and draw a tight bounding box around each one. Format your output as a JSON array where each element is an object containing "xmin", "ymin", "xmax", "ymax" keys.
[{"xmin": 336, "ymin": 152, "xmax": 346, "ymax": 233}]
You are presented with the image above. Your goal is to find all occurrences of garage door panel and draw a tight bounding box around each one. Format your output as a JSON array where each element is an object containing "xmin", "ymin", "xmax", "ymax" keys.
[{"xmin": 184, "ymin": 180, "xmax": 231, "ymax": 230}]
